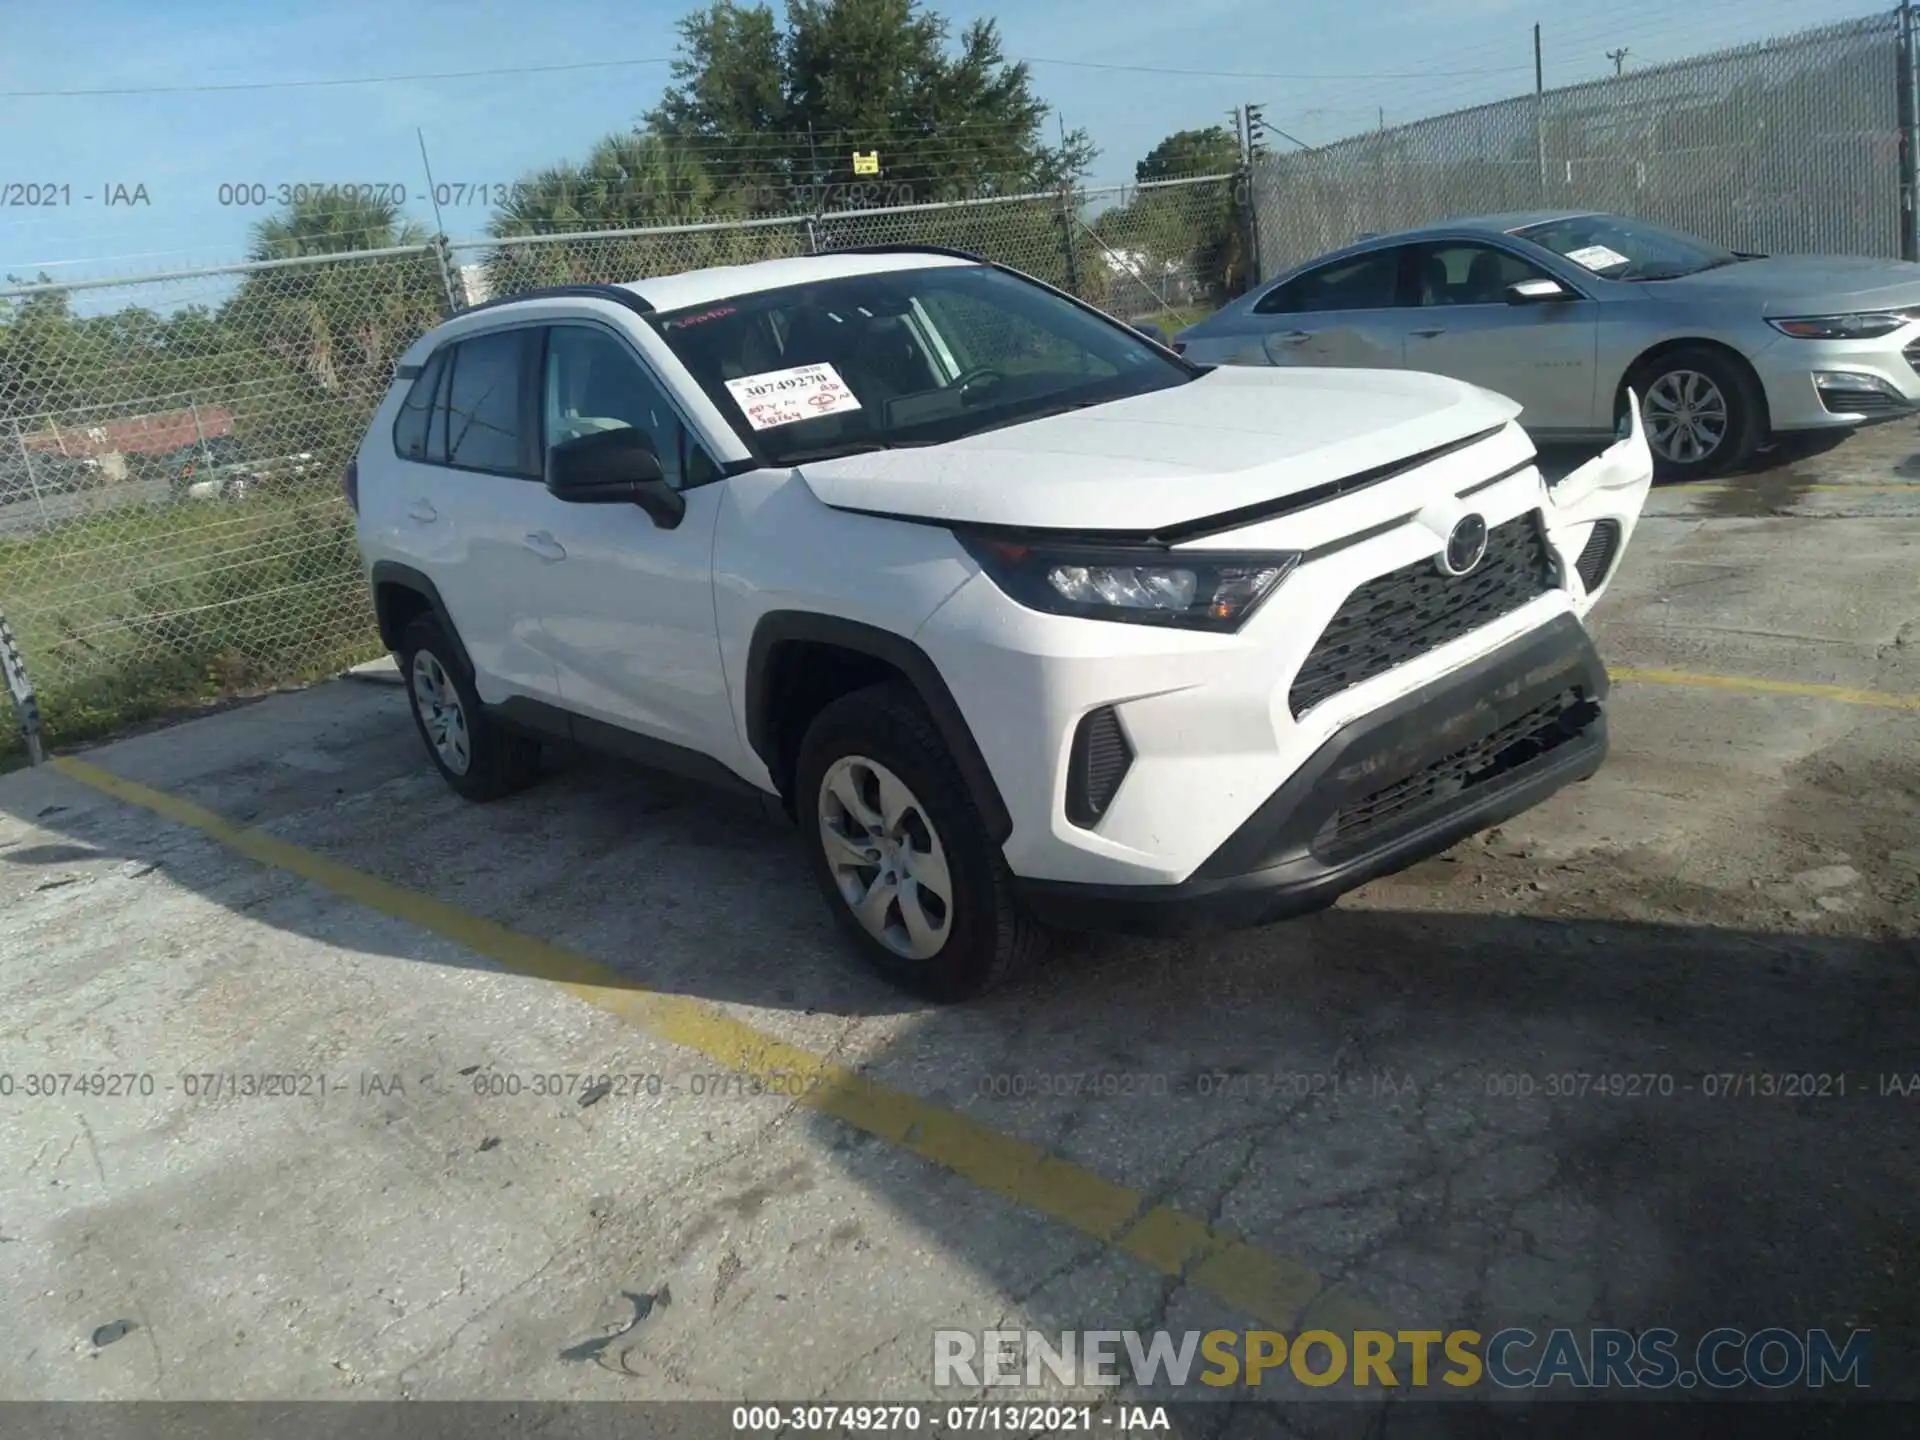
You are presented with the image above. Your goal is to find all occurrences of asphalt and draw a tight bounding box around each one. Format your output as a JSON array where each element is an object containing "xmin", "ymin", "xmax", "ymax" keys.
[{"xmin": 0, "ymin": 419, "xmax": 1915, "ymax": 1424}]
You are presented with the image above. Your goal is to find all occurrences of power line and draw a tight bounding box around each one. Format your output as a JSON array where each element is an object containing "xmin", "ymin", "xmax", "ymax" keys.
[
  {"xmin": 0, "ymin": 51, "xmax": 1537, "ymax": 101},
  {"xmin": 1018, "ymin": 56, "xmax": 1529, "ymax": 80},
  {"xmin": 0, "ymin": 56, "xmax": 676, "ymax": 98}
]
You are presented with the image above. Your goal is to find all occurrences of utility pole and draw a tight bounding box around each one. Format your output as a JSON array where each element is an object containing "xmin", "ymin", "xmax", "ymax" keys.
[
  {"xmin": 1534, "ymin": 23, "xmax": 1547, "ymax": 200},
  {"xmin": 1245, "ymin": 102, "xmax": 1269, "ymax": 159},
  {"xmin": 1243, "ymin": 102, "xmax": 1268, "ymax": 287},
  {"xmin": 1606, "ymin": 47, "xmax": 1630, "ymax": 76}
]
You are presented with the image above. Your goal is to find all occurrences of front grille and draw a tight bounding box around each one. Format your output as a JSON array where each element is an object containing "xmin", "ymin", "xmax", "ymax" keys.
[
  {"xmin": 1066, "ymin": 705, "xmax": 1132, "ymax": 828},
  {"xmin": 1312, "ymin": 687, "xmax": 1601, "ymax": 863},
  {"xmin": 1904, "ymin": 340, "xmax": 1920, "ymax": 378},
  {"xmin": 1574, "ymin": 519, "xmax": 1622, "ymax": 592},
  {"xmin": 1289, "ymin": 512, "xmax": 1555, "ymax": 716},
  {"xmin": 1818, "ymin": 386, "xmax": 1903, "ymax": 417}
]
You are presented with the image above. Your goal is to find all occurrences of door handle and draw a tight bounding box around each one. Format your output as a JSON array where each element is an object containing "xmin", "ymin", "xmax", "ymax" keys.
[
  {"xmin": 1273, "ymin": 329, "xmax": 1313, "ymax": 345},
  {"xmin": 1410, "ymin": 327, "xmax": 1447, "ymax": 339},
  {"xmin": 407, "ymin": 500, "xmax": 438, "ymax": 523},
  {"xmin": 522, "ymin": 532, "xmax": 567, "ymax": 561}
]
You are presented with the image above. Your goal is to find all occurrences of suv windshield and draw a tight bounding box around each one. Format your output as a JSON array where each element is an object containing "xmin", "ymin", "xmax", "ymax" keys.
[
  {"xmin": 650, "ymin": 262, "xmax": 1195, "ymax": 465},
  {"xmin": 1512, "ymin": 214, "xmax": 1744, "ymax": 281}
]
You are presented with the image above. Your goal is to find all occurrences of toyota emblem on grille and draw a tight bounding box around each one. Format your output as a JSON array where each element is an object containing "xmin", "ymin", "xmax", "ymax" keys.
[{"xmin": 1437, "ymin": 513, "xmax": 1489, "ymax": 577}]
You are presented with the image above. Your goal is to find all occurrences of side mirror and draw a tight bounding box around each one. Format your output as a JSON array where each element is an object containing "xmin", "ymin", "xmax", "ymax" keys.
[
  {"xmin": 1133, "ymin": 321, "xmax": 1169, "ymax": 345},
  {"xmin": 546, "ymin": 427, "xmax": 686, "ymax": 530},
  {"xmin": 1506, "ymin": 277, "xmax": 1574, "ymax": 305}
]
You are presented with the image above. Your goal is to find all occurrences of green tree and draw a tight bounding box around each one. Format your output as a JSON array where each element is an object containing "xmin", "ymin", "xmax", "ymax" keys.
[
  {"xmin": 1086, "ymin": 126, "xmax": 1252, "ymax": 311},
  {"xmin": 1135, "ymin": 126, "xmax": 1242, "ymax": 183},
  {"xmin": 648, "ymin": 0, "xmax": 1094, "ymax": 211},
  {"xmin": 229, "ymin": 193, "xmax": 441, "ymax": 398},
  {"xmin": 0, "ymin": 278, "xmax": 80, "ymax": 424},
  {"xmin": 483, "ymin": 131, "xmax": 786, "ymax": 295}
]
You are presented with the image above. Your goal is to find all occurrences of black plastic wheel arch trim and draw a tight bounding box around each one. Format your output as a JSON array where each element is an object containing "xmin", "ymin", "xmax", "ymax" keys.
[
  {"xmin": 744, "ymin": 612, "xmax": 1013, "ymax": 844},
  {"xmin": 370, "ymin": 562, "xmax": 473, "ymax": 676}
]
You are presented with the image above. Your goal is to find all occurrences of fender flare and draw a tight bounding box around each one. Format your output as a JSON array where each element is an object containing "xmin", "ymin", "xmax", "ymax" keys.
[
  {"xmin": 370, "ymin": 561, "xmax": 473, "ymax": 677},
  {"xmin": 743, "ymin": 612, "xmax": 1012, "ymax": 843}
]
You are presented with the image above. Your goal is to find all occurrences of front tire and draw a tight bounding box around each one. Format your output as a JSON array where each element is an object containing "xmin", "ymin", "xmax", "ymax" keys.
[
  {"xmin": 1630, "ymin": 346, "xmax": 1763, "ymax": 480},
  {"xmin": 795, "ymin": 682, "xmax": 1044, "ymax": 1001},
  {"xmin": 400, "ymin": 615, "xmax": 542, "ymax": 802}
]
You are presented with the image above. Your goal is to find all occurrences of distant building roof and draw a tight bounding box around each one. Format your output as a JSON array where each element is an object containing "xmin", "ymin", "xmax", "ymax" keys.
[{"xmin": 19, "ymin": 405, "xmax": 233, "ymax": 457}]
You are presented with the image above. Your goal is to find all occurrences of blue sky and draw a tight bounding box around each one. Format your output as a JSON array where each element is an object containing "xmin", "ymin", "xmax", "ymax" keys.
[{"xmin": 0, "ymin": 0, "xmax": 1890, "ymax": 286}]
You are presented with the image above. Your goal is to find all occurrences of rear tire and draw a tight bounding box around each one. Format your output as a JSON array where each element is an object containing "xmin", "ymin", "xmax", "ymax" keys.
[
  {"xmin": 1628, "ymin": 345, "xmax": 1763, "ymax": 480},
  {"xmin": 796, "ymin": 682, "xmax": 1044, "ymax": 1001},
  {"xmin": 400, "ymin": 615, "xmax": 542, "ymax": 802}
]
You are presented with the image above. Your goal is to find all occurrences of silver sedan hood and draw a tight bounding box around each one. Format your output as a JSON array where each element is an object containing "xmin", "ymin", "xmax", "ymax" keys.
[{"xmin": 1646, "ymin": 255, "xmax": 1920, "ymax": 315}]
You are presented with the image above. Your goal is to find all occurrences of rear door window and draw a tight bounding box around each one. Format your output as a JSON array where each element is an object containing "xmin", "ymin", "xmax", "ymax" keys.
[{"xmin": 1255, "ymin": 249, "xmax": 1407, "ymax": 314}]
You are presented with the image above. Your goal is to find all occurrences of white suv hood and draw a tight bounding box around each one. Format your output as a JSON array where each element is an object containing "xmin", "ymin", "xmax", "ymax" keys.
[{"xmin": 795, "ymin": 364, "xmax": 1521, "ymax": 532}]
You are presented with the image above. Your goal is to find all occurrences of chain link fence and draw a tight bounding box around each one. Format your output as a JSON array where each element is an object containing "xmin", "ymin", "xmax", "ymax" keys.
[
  {"xmin": 0, "ymin": 175, "xmax": 1237, "ymax": 760},
  {"xmin": 1250, "ymin": 11, "xmax": 1905, "ymax": 276}
]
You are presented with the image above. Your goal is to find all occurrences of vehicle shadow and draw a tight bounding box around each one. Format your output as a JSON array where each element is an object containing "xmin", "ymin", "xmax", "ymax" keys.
[{"xmin": 2, "ymin": 680, "xmax": 1915, "ymax": 1406}]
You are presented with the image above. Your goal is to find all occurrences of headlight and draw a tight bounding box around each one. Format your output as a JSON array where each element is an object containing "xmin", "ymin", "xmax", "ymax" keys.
[
  {"xmin": 1767, "ymin": 313, "xmax": 1910, "ymax": 340},
  {"xmin": 957, "ymin": 534, "xmax": 1300, "ymax": 632}
]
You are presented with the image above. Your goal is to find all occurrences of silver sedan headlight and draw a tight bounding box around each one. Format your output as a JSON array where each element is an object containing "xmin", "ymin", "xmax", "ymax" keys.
[{"xmin": 1766, "ymin": 313, "xmax": 1911, "ymax": 340}]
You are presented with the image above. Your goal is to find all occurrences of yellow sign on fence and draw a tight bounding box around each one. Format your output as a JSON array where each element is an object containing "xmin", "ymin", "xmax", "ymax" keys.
[{"xmin": 851, "ymin": 150, "xmax": 880, "ymax": 175}]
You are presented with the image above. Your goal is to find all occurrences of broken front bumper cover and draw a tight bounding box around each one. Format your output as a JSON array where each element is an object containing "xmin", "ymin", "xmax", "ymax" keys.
[{"xmin": 1013, "ymin": 612, "xmax": 1610, "ymax": 937}]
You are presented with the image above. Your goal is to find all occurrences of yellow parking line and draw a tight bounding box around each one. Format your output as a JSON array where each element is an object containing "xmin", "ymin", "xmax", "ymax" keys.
[
  {"xmin": 1664, "ymin": 481, "xmax": 1920, "ymax": 494},
  {"xmin": 47, "ymin": 755, "xmax": 1386, "ymax": 1336},
  {"xmin": 1609, "ymin": 666, "xmax": 1920, "ymax": 710}
]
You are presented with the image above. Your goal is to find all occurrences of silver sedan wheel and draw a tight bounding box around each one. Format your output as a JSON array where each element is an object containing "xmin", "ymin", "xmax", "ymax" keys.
[
  {"xmin": 410, "ymin": 650, "xmax": 472, "ymax": 776},
  {"xmin": 1643, "ymin": 369, "xmax": 1729, "ymax": 465},
  {"xmin": 817, "ymin": 755, "xmax": 952, "ymax": 960}
]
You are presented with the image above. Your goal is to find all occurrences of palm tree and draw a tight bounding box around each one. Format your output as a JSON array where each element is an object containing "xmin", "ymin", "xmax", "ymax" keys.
[
  {"xmin": 483, "ymin": 131, "xmax": 790, "ymax": 297},
  {"xmin": 231, "ymin": 193, "xmax": 441, "ymax": 396}
]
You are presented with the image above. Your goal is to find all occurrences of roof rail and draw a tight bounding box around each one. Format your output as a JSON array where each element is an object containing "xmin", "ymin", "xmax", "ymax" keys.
[
  {"xmin": 454, "ymin": 281, "xmax": 655, "ymax": 318},
  {"xmin": 816, "ymin": 242, "xmax": 991, "ymax": 264}
]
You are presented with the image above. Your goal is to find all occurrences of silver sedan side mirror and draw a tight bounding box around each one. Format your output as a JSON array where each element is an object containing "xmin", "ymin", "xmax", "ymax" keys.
[{"xmin": 1507, "ymin": 277, "xmax": 1574, "ymax": 304}]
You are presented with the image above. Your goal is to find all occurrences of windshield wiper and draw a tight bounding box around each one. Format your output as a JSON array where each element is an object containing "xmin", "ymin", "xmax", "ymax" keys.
[
  {"xmin": 777, "ymin": 438, "xmax": 942, "ymax": 465},
  {"xmin": 960, "ymin": 397, "xmax": 1106, "ymax": 439},
  {"xmin": 1631, "ymin": 255, "xmax": 1751, "ymax": 281},
  {"xmin": 775, "ymin": 441, "xmax": 894, "ymax": 464}
]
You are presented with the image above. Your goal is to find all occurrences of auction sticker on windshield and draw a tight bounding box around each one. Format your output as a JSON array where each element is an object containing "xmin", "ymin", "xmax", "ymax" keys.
[
  {"xmin": 1564, "ymin": 244, "xmax": 1631, "ymax": 272},
  {"xmin": 724, "ymin": 363, "xmax": 863, "ymax": 430}
]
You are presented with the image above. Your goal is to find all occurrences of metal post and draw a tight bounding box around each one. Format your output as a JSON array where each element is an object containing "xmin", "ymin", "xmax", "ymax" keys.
[
  {"xmin": 1535, "ymin": 23, "xmax": 1548, "ymax": 203},
  {"xmin": 1900, "ymin": 3, "xmax": 1920, "ymax": 261},
  {"xmin": 13, "ymin": 426, "xmax": 50, "ymax": 529},
  {"xmin": 189, "ymin": 399, "xmax": 212, "ymax": 474},
  {"xmin": 1058, "ymin": 185, "xmax": 1083, "ymax": 297},
  {"xmin": 417, "ymin": 129, "xmax": 464, "ymax": 314},
  {"xmin": 428, "ymin": 234, "xmax": 465, "ymax": 313},
  {"xmin": 0, "ymin": 613, "xmax": 44, "ymax": 766}
]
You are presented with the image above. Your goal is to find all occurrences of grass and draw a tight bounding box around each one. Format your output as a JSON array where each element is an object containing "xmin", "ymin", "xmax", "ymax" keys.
[
  {"xmin": 1132, "ymin": 304, "xmax": 1217, "ymax": 335},
  {"xmin": 0, "ymin": 482, "xmax": 385, "ymax": 762}
]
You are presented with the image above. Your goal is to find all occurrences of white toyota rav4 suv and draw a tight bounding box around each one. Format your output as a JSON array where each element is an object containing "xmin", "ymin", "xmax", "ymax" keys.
[{"xmin": 348, "ymin": 246, "xmax": 1653, "ymax": 999}]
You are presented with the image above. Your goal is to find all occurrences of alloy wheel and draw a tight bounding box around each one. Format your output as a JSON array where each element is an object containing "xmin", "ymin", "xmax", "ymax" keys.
[
  {"xmin": 1643, "ymin": 369, "xmax": 1729, "ymax": 465},
  {"xmin": 410, "ymin": 649, "xmax": 472, "ymax": 776},
  {"xmin": 817, "ymin": 755, "xmax": 953, "ymax": 960}
]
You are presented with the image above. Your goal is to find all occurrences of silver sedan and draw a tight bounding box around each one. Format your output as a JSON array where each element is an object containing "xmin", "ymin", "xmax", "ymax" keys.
[{"xmin": 1174, "ymin": 211, "xmax": 1920, "ymax": 477}]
